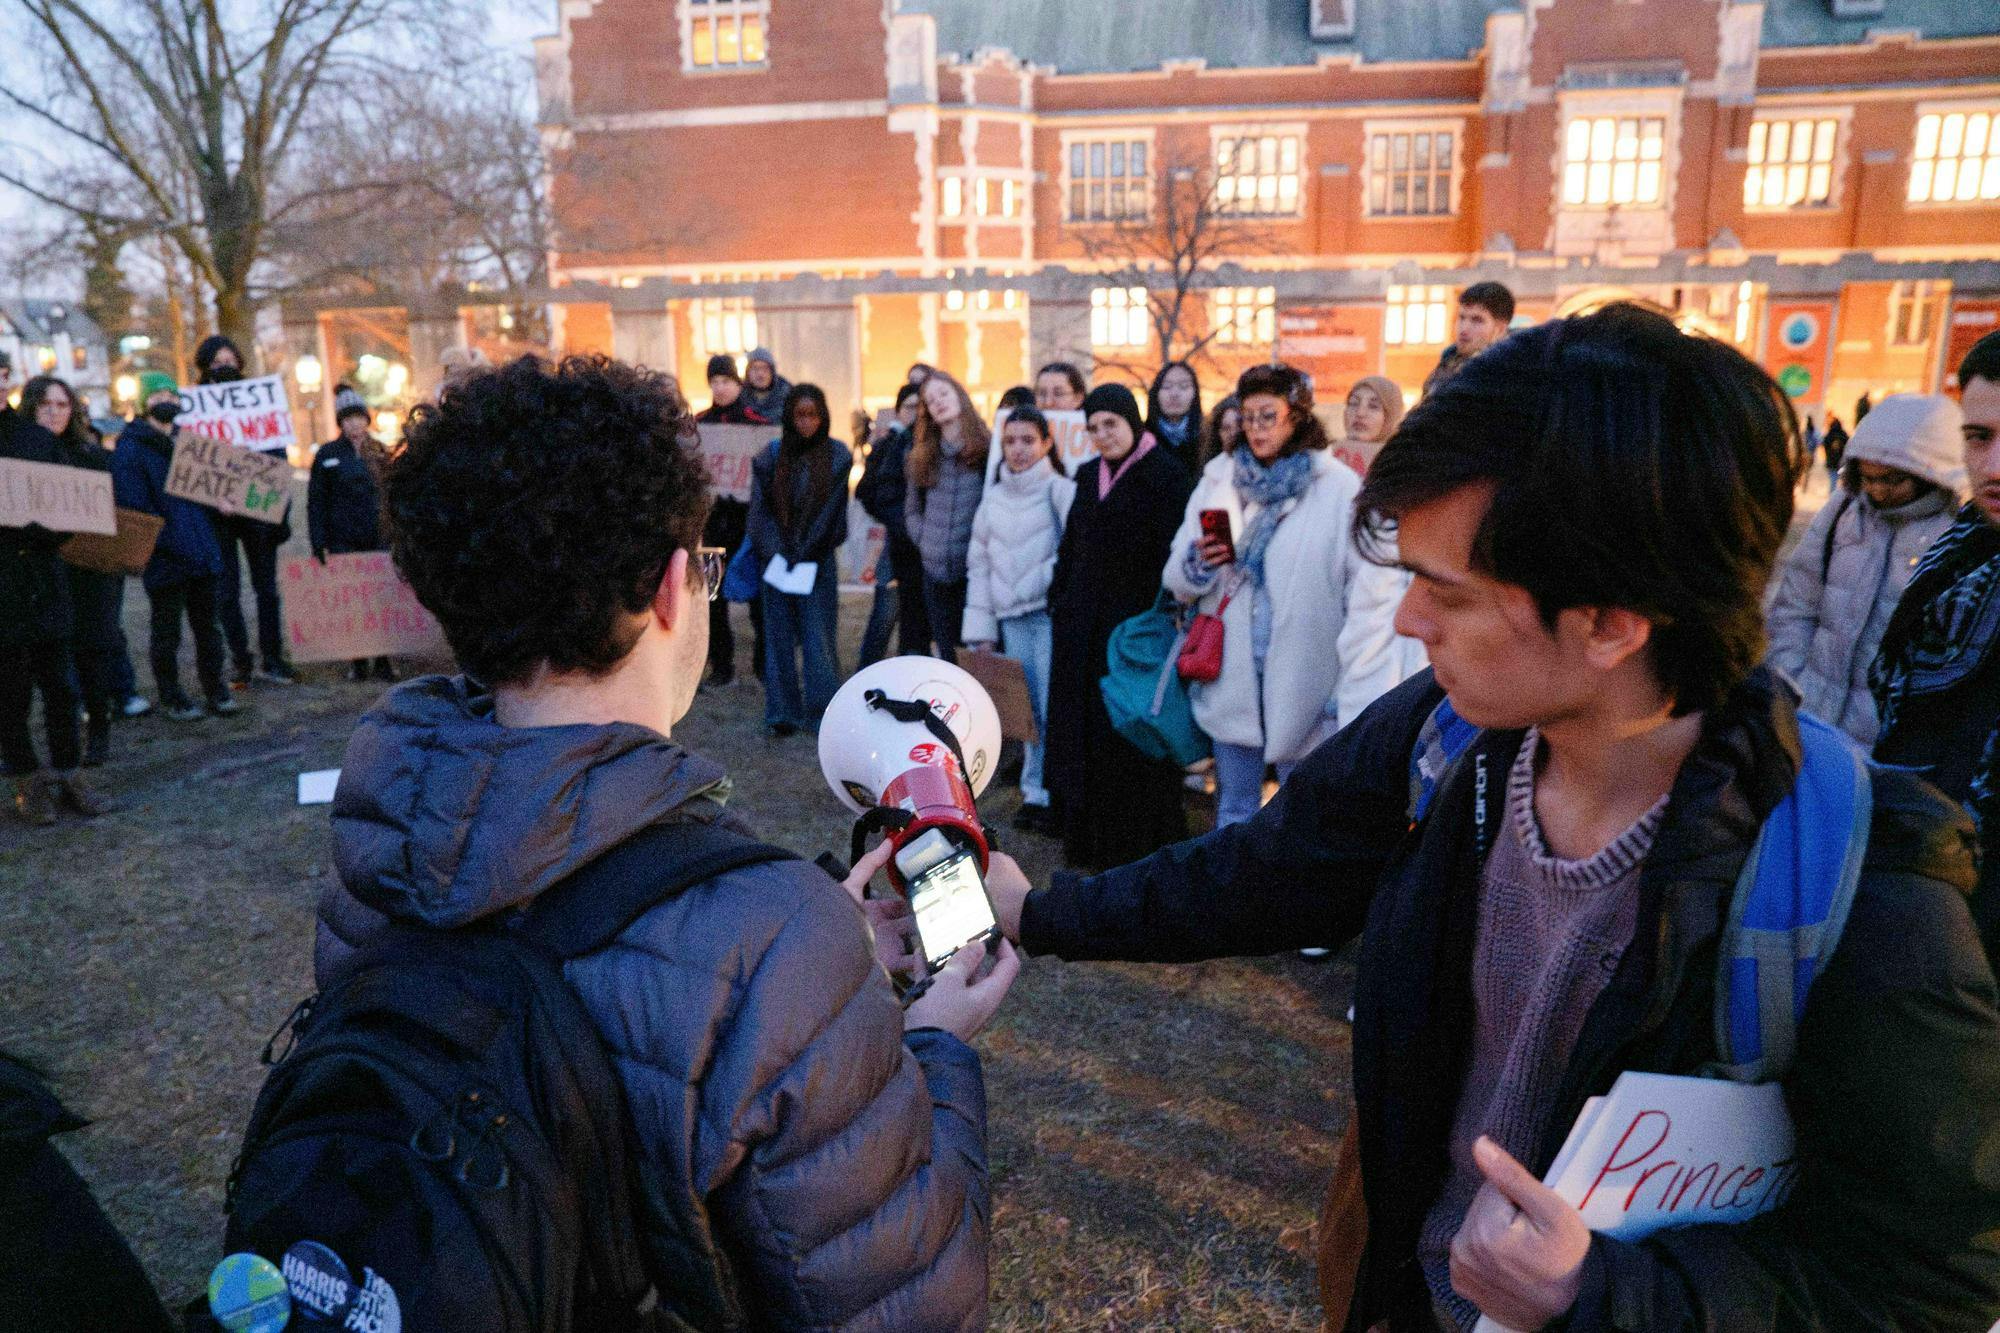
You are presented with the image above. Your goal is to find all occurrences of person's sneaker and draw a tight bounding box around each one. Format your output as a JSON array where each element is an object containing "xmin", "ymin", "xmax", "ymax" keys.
[
  {"xmin": 11, "ymin": 772, "xmax": 56, "ymax": 827},
  {"xmin": 254, "ymin": 661, "xmax": 300, "ymax": 686},
  {"xmin": 230, "ymin": 663, "xmax": 254, "ymax": 689},
  {"xmin": 347, "ymin": 662, "xmax": 371, "ymax": 683},
  {"xmin": 208, "ymin": 694, "xmax": 243, "ymax": 717},
  {"xmin": 53, "ymin": 771, "xmax": 117, "ymax": 818},
  {"xmin": 83, "ymin": 733, "xmax": 110, "ymax": 769},
  {"xmin": 120, "ymin": 695, "xmax": 152, "ymax": 718},
  {"xmin": 1299, "ymin": 947, "xmax": 1331, "ymax": 960},
  {"xmin": 372, "ymin": 659, "xmax": 399, "ymax": 683},
  {"xmin": 163, "ymin": 696, "xmax": 205, "ymax": 722}
]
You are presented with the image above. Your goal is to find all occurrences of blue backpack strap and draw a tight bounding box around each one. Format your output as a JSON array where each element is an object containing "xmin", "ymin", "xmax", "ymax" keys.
[
  {"xmin": 1708, "ymin": 712, "xmax": 1872, "ymax": 1083},
  {"xmin": 1408, "ymin": 696, "xmax": 1482, "ymax": 824}
]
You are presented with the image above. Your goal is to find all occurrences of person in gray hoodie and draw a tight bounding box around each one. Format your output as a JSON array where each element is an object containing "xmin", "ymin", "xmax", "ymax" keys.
[
  {"xmin": 315, "ymin": 354, "xmax": 1019, "ymax": 1330},
  {"xmin": 741, "ymin": 346, "xmax": 793, "ymax": 425},
  {"xmin": 1767, "ymin": 392, "xmax": 1965, "ymax": 745}
]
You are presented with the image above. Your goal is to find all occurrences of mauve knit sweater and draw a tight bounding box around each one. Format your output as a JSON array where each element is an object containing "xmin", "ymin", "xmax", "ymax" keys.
[{"xmin": 1417, "ymin": 730, "xmax": 1669, "ymax": 1329}]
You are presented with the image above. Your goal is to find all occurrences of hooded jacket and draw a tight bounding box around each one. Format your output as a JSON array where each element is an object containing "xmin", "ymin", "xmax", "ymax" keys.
[
  {"xmin": 962, "ymin": 457, "xmax": 1075, "ymax": 643},
  {"xmin": 316, "ymin": 677, "xmax": 990, "ymax": 1331},
  {"xmin": 109, "ymin": 417, "xmax": 224, "ymax": 591},
  {"xmin": 1023, "ymin": 668, "xmax": 2000, "ymax": 1331},
  {"xmin": 1768, "ymin": 394, "xmax": 1966, "ymax": 745},
  {"xmin": 741, "ymin": 349, "xmax": 793, "ymax": 426}
]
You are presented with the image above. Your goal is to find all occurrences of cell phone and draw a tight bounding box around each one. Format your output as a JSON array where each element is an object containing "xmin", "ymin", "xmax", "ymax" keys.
[
  {"xmin": 1199, "ymin": 508, "xmax": 1235, "ymax": 561},
  {"xmin": 895, "ymin": 830, "xmax": 1000, "ymax": 971}
]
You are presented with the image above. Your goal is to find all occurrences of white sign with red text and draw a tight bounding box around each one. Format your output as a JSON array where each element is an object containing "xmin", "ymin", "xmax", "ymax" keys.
[{"xmin": 176, "ymin": 375, "xmax": 298, "ymax": 453}]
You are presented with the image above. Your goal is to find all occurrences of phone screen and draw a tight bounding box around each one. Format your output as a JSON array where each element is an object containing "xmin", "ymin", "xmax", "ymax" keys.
[{"xmin": 907, "ymin": 852, "xmax": 998, "ymax": 970}]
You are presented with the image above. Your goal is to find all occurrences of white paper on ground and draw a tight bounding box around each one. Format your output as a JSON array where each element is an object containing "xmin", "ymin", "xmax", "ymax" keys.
[
  {"xmin": 1471, "ymin": 1072, "xmax": 1796, "ymax": 1333},
  {"xmin": 298, "ymin": 769, "xmax": 341, "ymax": 805},
  {"xmin": 763, "ymin": 555, "xmax": 817, "ymax": 594}
]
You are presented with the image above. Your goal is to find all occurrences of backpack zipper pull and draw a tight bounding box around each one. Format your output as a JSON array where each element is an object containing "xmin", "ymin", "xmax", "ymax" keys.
[{"xmin": 260, "ymin": 995, "xmax": 317, "ymax": 1066}]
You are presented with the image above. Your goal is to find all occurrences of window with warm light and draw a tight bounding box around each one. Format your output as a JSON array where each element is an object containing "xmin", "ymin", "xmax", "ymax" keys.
[
  {"xmin": 1908, "ymin": 108, "xmax": 2000, "ymax": 204},
  {"xmin": 1385, "ymin": 285, "xmax": 1451, "ymax": 346},
  {"xmin": 692, "ymin": 297, "xmax": 758, "ymax": 359},
  {"xmin": 1366, "ymin": 127, "xmax": 1456, "ymax": 216},
  {"xmin": 1887, "ymin": 280, "xmax": 1945, "ymax": 347},
  {"xmin": 1091, "ymin": 287, "xmax": 1150, "ymax": 349},
  {"xmin": 685, "ymin": 0, "xmax": 767, "ymax": 71},
  {"xmin": 1562, "ymin": 115, "xmax": 1666, "ymax": 207},
  {"xmin": 71, "ymin": 344, "xmax": 88, "ymax": 371},
  {"xmin": 1216, "ymin": 131, "xmax": 1303, "ymax": 216},
  {"xmin": 1212, "ymin": 287, "xmax": 1276, "ymax": 346},
  {"xmin": 941, "ymin": 177, "xmax": 963, "ymax": 218},
  {"xmin": 973, "ymin": 178, "xmax": 990, "ymax": 217},
  {"xmin": 36, "ymin": 346, "xmax": 55, "ymax": 372},
  {"xmin": 1066, "ymin": 137, "xmax": 1150, "ymax": 222},
  {"xmin": 1744, "ymin": 116, "xmax": 1839, "ymax": 209}
]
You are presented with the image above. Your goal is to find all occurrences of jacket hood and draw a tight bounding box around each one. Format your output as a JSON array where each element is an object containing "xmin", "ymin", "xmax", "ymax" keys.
[
  {"xmin": 330, "ymin": 675, "xmax": 732, "ymax": 928},
  {"xmin": 1845, "ymin": 394, "xmax": 1966, "ymax": 495},
  {"xmin": 747, "ymin": 346, "xmax": 777, "ymax": 370}
]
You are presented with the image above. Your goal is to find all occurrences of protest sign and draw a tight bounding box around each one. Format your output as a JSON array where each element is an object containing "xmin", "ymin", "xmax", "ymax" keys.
[
  {"xmin": 1473, "ymin": 1071, "xmax": 1795, "ymax": 1333},
  {"xmin": 838, "ymin": 497, "xmax": 885, "ymax": 594},
  {"xmin": 60, "ymin": 507, "xmax": 164, "ymax": 574},
  {"xmin": 985, "ymin": 408, "xmax": 1094, "ymax": 486},
  {"xmin": 0, "ymin": 457, "xmax": 117, "ymax": 535},
  {"xmin": 695, "ymin": 423, "xmax": 771, "ymax": 503},
  {"xmin": 175, "ymin": 374, "xmax": 298, "ymax": 453},
  {"xmin": 956, "ymin": 648, "xmax": 1038, "ymax": 742},
  {"xmin": 281, "ymin": 551, "xmax": 449, "ymax": 663},
  {"xmin": 165, "ymin": 434, "xmax": 294, "ymax": 524}
]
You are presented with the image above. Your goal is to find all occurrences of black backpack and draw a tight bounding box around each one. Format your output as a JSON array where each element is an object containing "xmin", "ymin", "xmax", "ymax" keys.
[{"xmin": 215, "ymin": 818, "xmax": 795, "ymax": 1333}]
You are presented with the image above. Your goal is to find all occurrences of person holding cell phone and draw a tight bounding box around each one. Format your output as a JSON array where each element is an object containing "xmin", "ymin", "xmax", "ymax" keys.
[{"xmin": 1164, "ymin": 363, "xmax": 1405, "ymax": 830}]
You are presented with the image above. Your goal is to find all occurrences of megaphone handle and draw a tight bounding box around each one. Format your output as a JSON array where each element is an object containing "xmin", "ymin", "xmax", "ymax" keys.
[{"xmin": 850, "ymin": 806, "xmax": 915, "ymax": 869}]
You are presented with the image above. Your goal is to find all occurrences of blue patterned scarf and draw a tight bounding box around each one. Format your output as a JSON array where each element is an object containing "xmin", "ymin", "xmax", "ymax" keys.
[{"xmin": 1230, "ymin": 446, "xmax": 1315, "ymax": 591}]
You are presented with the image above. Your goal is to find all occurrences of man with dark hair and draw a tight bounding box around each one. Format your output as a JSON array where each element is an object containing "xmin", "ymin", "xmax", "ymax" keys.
[
  {"xmin": 988, "ymin": 305, "xmax": 2000, "ymax": 1330},
  {"xmin": 1422, "ymin": 281, "xmax": 1515, "ymax": 397},
  {"xmin": 1872, "ymin": 328, "xmax": 2000, "ymax": 955},
  {"xmin": 318, "ymin": 354, "xmax": 1014, "ymax": 1329}
]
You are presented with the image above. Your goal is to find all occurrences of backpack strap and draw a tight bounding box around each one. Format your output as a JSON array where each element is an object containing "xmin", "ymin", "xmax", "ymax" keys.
[
  {"xmin": 1706, "ymin": 712, "xmax": 1872, "ymax": 1084},
  {"xmin": 1819, "ymin": 491, "xmax": 1855, "ymax": 583},
  {"xmin": 516, "ymin": 815, "xmax": 800, "ymax": 960}
]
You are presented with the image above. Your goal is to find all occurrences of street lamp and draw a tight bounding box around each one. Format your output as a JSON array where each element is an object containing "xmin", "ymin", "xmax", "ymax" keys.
[
  {"xmin": 114, "ymin": 373, "xmax": 139, "ymax": 408},
  {"xmin": 294, "ymin": 354, "xmax": 323, "ymax": 396},
  {"xmin": 383, "ymin": 361, "xmax": 409, "ymax": 399}
]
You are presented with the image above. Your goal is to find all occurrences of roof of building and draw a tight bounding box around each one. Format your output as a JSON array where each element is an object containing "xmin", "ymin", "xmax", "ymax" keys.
[
  {"xmin": 0, "ymin": 297, "xmax": 107, "ymax": 348},
  {"xmin": 900, "ymin": 0, "xmax": 1999, "ymax": 72}
]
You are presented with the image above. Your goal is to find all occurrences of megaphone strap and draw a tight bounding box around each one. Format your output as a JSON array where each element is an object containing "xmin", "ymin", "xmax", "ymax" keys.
[{"xmin": 863, "ymin": 688, "xmax": 973, "ymax": 781}]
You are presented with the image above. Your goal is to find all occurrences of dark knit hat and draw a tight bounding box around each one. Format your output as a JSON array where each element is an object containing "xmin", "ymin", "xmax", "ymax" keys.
[
  {"xmin": 705, "ymin": 354, "xmax": 742, "ymax": 383},
  {"xmin": 1081, "ymin": 382, "xmax": 1146, "ymax": 444}
]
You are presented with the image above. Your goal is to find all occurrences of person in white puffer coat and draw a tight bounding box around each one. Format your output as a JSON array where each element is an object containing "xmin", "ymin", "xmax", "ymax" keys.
[
  {"xmin": 963, "ymin": 406, "xmax": 1077, "ymax": 825},
  {"xmin": 1767, "ymin": 392, "xmax": 1965, "ymax": 745}
]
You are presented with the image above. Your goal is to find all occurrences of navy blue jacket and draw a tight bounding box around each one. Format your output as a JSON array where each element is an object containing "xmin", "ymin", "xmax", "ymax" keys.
[
  {"xmin": 747, "ymin": 437, "xmax": 851, "ymax": 572},
  {"xmin": 306, "ymin": 436, "xmax": 385, "ymax": 556},
  {"xmin": 109, "ymin": 419, "xmax": 223, "ymax": 591}
]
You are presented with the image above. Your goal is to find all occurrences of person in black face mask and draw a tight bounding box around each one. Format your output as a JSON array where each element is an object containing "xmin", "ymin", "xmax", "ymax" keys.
[
  {"xmin": 195, "ymin": 335, "xmax": 298, "ymax": 687},
  {"xmin": 110, "ymin": 372, "xmax": 238, "ymax": 720}
]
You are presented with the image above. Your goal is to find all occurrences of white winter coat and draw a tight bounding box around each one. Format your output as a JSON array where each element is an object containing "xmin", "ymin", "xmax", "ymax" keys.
[
  {"xmin": 1162, "ymin": 449, "xmax": 1404, "ymax": 764},
  {"xmin": 962, "ymin": 457, "xmax": 1077, "ymax": 644}
]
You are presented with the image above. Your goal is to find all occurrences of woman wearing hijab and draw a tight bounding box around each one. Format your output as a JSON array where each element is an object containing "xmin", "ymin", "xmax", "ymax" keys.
[{"xmin": 1332, "ymin": 375, "xmax": 1405, "ymax": 479}]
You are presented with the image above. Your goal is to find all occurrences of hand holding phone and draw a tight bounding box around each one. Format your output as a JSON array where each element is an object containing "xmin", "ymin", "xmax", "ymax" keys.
[
  {"xmin": 904, "ymin": 936, "xmax": 1019, "ymax": 1040},
  {"xmin": 1197, "ymin": 508, "xmax": 1236, "ymax": 567}
]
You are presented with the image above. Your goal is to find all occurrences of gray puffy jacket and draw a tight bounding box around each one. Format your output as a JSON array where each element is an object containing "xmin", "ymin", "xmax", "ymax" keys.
[
  {"xmin": 316, "ymin": 676, "xmax": 989, "ymax": 1331},
  {"xmin": 905, "ymin": 446, "xmax": 986, "ymax": 585}
]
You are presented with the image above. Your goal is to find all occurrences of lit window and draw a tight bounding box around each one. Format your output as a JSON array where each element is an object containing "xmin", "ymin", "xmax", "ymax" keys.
[
  {"xmin": 36, "ymin": 345, "xmax": 55, "ymax": 372},
  {"xmin": 1385, "ymin": 285, "xmax": 1451, "ymax": 346},
  {"xmin": 942, "ymin": 177, "xmax": 963, "ymax": 218},
  {"xmin": 1001, "ymin": 180, "xmax": 1018, "ymax": 217},
  {"xmin": 1908, "ymin": 109, "xmax": 2000, "ymax": 204},
  {"xmin": 1066, "ymin": 137, "xmax": 1150, "ymax": 222},
  {"xmin": 1216, "ymin": 132, "xmax": 1303, "ymax": 216},
  {"xmin": 1091, "ymin": 287, "xmax": 1150, "ymax": 349},
  {"xmin": 974, "ymin": 178, "xmax": 990, "ymax": 217},
  {"xmin": 686, "ymin": 0, "xmax": 768, "ymax": 70},
  {"xmin": 693, "ymin": 297, "xmax": 757, "ymax": 359},
  {"xmin": 1212, "ymin": 287, "xmax": 1276, "ymax": 346},
  {"xmin": 944, "ymin": 289, "xmax": 967, "ymax": 312},
  {"xmin": 1367, "ymin": 128, "xmax": 1455, "ymax": 216},
  {"xmin": 1562, "ymin": 115, "xmax": 1666, "ymax": 207},
  {"xmin": 1744, "ymin": 116, "xmax": 1838, "ymax": 209},
  {"xmin": 1887, "ymin": 280, "xmax": 1945, "ymax": 347},
  {"xmin": 71, "ymin": 344, "xmax": 88, "ymax": 371}
]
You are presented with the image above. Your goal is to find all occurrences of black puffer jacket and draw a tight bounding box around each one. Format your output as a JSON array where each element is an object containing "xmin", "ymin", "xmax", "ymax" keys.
[
  {"xmin": 0, "ymin": 420, "xmax": 74, "ymax": 648},
  {"xmin": 1025, "ymin": 668, "xmax": 2000, "ymax": 1332},
  {"xmin": 317, "ymin": 676, "xmax": 990, "ymax": 1330}
]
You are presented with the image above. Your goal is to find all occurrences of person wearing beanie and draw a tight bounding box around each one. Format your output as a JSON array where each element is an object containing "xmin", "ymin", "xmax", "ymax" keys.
[
  {"xmin": 309, "ymin": 385, "xmax": 396, "ymax": 684},
  {"xmin": 1043, "ymin": 380, "xmax": 1193, "ymax": 868},
  {"xmin": 696, "ymin": 353, "xmax": 769, "ymax": 685},
  {"xmin": 741, "ymin": 347, "xmax": 792, "ymax": 425},
  {"xmin": 1768, "ymin": 392, "xmax": 1966, "ymax": 746},
  {"xmin": 111, "ymin": 370, "xmax": 237, "ymax": 721}
]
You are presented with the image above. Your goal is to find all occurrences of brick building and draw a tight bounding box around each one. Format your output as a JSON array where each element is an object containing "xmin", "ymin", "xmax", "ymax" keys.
[{"xmin": 510, "ymin": 0, "xmax": 2000, "ymax": 423}]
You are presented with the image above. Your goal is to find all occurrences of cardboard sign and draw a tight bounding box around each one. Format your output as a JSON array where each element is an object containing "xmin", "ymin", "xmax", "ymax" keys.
[
  {"xmin": 985, "ymin": 409, "xmax": 1095, "ymax": 486},
  {"xmin": 695, "ymin": 423, "xmax": 771, "ymax": 503},
  {"xmin": 165, "ymin": 434, "xmax": 294, "ymax": 524},
  {"xmin": 1473, "ymin": 1072, "xmax": 1796, "ymax": 1333},
  {"xmin": 281, "ymin": 551, "xmax": 449, "ymax": 663},
  {"xmin": 176, "ymin": 375, "xmax": 298, "ymax": 452},
  {"xmin": 60, "ymin": 506, "xmax": 164, "ymax": 574},
  {"xmin": 955, "ymin": 647, "xmax": 1039, "ymax": 742},
  {"xmin": 0, "ymin": 457, "xmax": 117, "ymax": 535},
  {"xmin": 838, "ymin": 500, "xmax": 887, "ymax": 594}
]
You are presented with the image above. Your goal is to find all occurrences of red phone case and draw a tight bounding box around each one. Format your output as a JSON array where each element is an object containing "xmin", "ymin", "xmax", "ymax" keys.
[{"xmin": 1200, "ymin": 509, "xmax": 1235, "ymax": 558}]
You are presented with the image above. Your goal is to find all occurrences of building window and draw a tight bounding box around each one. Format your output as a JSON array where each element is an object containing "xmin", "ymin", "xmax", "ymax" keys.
[
  {"xmin": 1908, "ymin": 107, "xmax": 2000, "ymax": 204},
  {"xmin": 692, "ymin": 297, "xmax": 758, "ymax": 360},
  {"xmin": 941, "ymin": 177, "xmax": 963, "ymax": 218},
  {"xmin": 685, "ymin": 0, "xmax": 767, "ymax": 71},
  {"xmin": 1366, "ymin": 127, "xmax": 1456, "ymax": 217},
  {"xmin": 1744, "ymin": 116, "xmax": 1839, "ymax": 209},
  {"xmin": 1001, "ymin": 179, "xmax": 1018, "ymax": 218},
  {"xmin": 973, "ymin": 178, "xmax": 990, "ymax": 217},
  {"xmin": 1066, "ymin": 137, "xmax": 1150, "ymax": 222},
  {"xmin": 1385, "ymin": 285, "xmax": 1450, "ymax": 346},
  {"xmin": 71, "ymin": 344, "xmax": 88, "ymax": 371},
  {"xmin": 36, "ymin": 345, "xmax": 55, "ymax": 372},
  {"xmin": 1562, "ymin": 115, "xmax": 1666, "ymax": 207},
  {"xmin": 1215, "ymin": 131, "xmax": 1303, "ymax": 216},
  {"xmin": 1887, "ymin": 280, "xmax": 1944, "ymax": 347},
  {"xmin": 1091, "ymin": 287, "xmax": 1150, "ymax": 349},
  {"xmin": 1212, "ymin": 287, "xmax": 1276, "ymax": 346}
]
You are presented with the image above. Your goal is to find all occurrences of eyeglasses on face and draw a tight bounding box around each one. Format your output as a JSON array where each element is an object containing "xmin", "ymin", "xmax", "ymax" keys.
[
  {"xmin": 1244, "ymin": 408, "xmax": 1286, "ymax": 429},
  {"xmin": 696, "ymin": 546, "xmax": 728, "ymax": 602}
]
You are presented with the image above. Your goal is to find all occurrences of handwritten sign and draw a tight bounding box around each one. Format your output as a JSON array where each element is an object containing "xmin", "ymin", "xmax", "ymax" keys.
[
  {"xmin": 165, "ymin": 435, "xmax": 294, "ymax": 524},
  {"xmin": 281, "ymin": 551, "xmax": 450, "ymax": 663},
  {"xmin": 176, "ymin": 375, "xmax": 298, "ymax": 452},
  {"xmin": 956, "ymin": 647, "xmax": 1039, "ymax": 742},
  {"xmin": 985, "ymin": 409, "xmax": 1095, "ymax": 486},
  {"xmin": 695, "ymin": 423, "xmax": 770, "ymax": 503},
  {"xmin": 0, "ymin": 457, "xmax": 117, "ymax": 535}
]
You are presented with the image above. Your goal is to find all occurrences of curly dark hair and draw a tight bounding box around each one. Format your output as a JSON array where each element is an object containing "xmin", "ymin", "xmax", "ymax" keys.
[
  {"xmin": 383, "ymin": 354, "xmax": 711, "ymax": 685},
  {"xmin": 1234, "ymin": 362, "xmax": 1329, "ymax": 456}
]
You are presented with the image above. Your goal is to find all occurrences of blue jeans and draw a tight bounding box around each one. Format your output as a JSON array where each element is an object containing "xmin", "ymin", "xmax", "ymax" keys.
[
  {"xmin": 762, "ymin": 570, "xmax": 841, "ymax": 729},
  {"xmin": 999, "ymin": 610, "xmax": 1054, "ymax": 806},
  {"xmin": 1213, "ymin": 742, "xmax": 1299, "ymax": 828}
]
